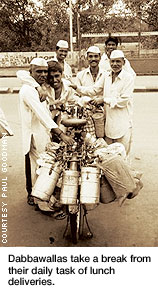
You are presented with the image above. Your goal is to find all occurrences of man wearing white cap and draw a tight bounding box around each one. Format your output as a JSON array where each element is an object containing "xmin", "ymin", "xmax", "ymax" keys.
[
  {"xmin": 54, "ymin": 40, "xmax": 72, "ymax": 80},
  {"xmin": 99, "ymin": 36, "xmax": 136, "ymax": 78},
  {"xmin": 18, "ymin": 57, "xmax": 74, "ymax": 205},
  {"xmin": 70, "ymin": 50, "xmax": 135, "ymax": 155},
  {"xmin": 75, "ymin": 45, "xmax": 105, "ymax": 137},
  {"xmin": 76, "ymin": 46, "xmax": 103, "ymax": 86}
]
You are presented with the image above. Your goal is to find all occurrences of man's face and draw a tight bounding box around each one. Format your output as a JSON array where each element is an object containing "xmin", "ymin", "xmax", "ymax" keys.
[
  {"xmin": 105, "ymin": 41, "xmax": 117, "ymax": 57},
  {"xmin": 49, "ymin": 71, "xmax": 62, "ymax": 89},
  {"xmin": 87, "ymin": 52, "xmax": 101, "ymax": 67},
  {"xmin": 56, "ymin": 47, "xmax": 68, "ymax": 62},
  {"xmin": 30, "ymin": 65, "xmax": 48, "ymax": 85},
  {"xmin": 110, "ymin": 58, "xmax": 125, "ymax": 74}
]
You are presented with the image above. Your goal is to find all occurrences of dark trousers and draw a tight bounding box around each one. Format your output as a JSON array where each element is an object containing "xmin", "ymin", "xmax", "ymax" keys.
[{"xmin": 25, "ymin": 153, "xmax": 32, "ymax": 195}]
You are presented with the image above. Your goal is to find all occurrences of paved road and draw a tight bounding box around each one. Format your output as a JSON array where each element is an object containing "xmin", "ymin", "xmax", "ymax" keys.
[
  {"xmin": 1, "ymin": 75, "xmax": 158, "ymax": 90},
  {"xmin": 0, "ymin": 92, "xmax": 158, "ymax": 247}
]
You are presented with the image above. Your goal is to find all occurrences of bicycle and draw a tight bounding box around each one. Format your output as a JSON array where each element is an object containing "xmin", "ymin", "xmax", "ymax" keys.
[{"xmin": 59, "ymin": 108, "xmax": 101, "ymax": 244}]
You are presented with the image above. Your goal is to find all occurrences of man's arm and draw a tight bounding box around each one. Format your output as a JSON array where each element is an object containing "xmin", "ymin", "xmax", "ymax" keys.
[
  {"xmin": 22, "ymin": 86, "xmax": 58, "ymax": 130},
  {"xmin": 70, "ymin": 73, "xmax": 105, "ymax": 97},
  {"xmin": 75, "ymin": 72, "xmax": 83, "ymax": 86},
  {"xmin": 22, "ymin": 86, "xmax": 74, "ymax": 145},
  {"xmin": 104, "ymin": 76, "xmax": 134, "ymax": 108},
  {"xmin": 50, "ymin": 127, "xmax": 74, "ymax": 145}
]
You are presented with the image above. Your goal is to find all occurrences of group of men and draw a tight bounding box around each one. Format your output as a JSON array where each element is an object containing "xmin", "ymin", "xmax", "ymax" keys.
[{"xmin": 17, "ymin": 37, "xmax": 136, "ymax": 208}]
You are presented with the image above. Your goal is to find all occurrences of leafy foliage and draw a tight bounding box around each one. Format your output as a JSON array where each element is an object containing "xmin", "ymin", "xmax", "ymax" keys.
[
  {"xmin": 0, "ymin": 0, "xmax": 43, "ymax": 51},
  {"xmin": 0, "ymin": 0, "xmax": 157, "ymax": 51},
  {"xmin": 123, "ymin": 0, "xmax": 158, "ymax": 29}
]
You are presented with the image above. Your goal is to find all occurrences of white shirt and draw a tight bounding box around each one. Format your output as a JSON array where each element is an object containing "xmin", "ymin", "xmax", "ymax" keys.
[
  {"xmin": 18, "ymin": 72, "xmax": 58, "ymax": 155},
  {"xmin": 46, "ymin": 79, "xmax": 78, "ymax": 103},
  {"xmin": 53, "ymin": 54, "xmax": 72, "ymax": 80},
  {"xmin": 99, "ymin": 53, "xmax": 136, "ymax": 78},
  {"xmin": 76, "ymin": 66, "xmax": 104, "ymax": 86},
  {"xmin": 0, "ymin": 107, "xmax": 13, "ymax": 137},
  {"xmin": 75, "ymin": 67, "xmax": 105, "ymax": 105},
  {"xmin": 63, "ymin": 61, "xmax": 72, "ymax": 80},
  {"xmin": 45, "ymin": 79, "xmax": 80, "ymax": 126},
  {"xmin": 76, "ymin": 69, "xmax": 134, "ymax": 139}
]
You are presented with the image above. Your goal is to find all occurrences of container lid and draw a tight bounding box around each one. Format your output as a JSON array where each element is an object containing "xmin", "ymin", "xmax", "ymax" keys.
[{"xmin": 92, "ymin": 112, "xmax": 104, "ymax": 120}]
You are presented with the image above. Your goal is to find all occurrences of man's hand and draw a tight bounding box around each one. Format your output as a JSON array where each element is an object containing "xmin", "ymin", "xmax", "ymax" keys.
[
  {"xmin": 104, "ymin": 97, "xmax": 117, "ymax": 108},
  {"xmin": 68, "ymin": 83, "xmax": 77, "ymax": 90},
  {"xmin": 36, "ymin": 86, "xmax": 48, "ymax": 102},
  {"xmin": 55, "ymin": 99, "xmax": 65, "ymax": 108},
  {"xmin": 60, "ymin": 133, "xmax": 74, "ymax": 145},
  {"xmin": 39, "ymin": 95, "xmax": 47, "ymax": 102},
  {"xmin": 90, "ymin": 97, "xmax": 104, "ymax": 106},
  {"xmin": 51, "ymin": 128, "xmax": 74, "ymax": 145}
]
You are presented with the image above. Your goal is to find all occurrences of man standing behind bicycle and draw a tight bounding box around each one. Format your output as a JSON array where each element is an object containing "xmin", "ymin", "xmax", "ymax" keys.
[
  {"xmin": 75, "ymin": 46, "xmax": 105, "ymax": 105},
  {"xmin": 53, "ymin": 40, "xmax": 72, "ymax": 81},
  {"xmin": 76, "ymin": 46, "xmax": 104, "ymax": 89},
  {"xmin": 75, "ymin": 46, "xmax": 105, "ymax": 138},
  {"xmin": 99, "ymin": 36, "xmax": 136, "ymax": 78}
]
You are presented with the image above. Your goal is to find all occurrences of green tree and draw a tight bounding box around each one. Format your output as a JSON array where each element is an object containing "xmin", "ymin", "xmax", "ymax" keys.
[
  {"xmin": 38, "ymin": 0, "xmax": 116, "ymax": 50},
  {"xmin": 123, "ymin": 0, "xmax": 158, "ymax": 30},
  {"xmin": 1, "ymin": 0, "xmax": 156, "ymax": 52},
  {"xmin": 122, "ymin": 0, "xmax": 158, "ymax": 49},
  {"xmin": 75, "ymin": 0, "xmax": 115, "ymax": 34},
  {"xmin": 0, "ymin": 0, "xmax": 42, "ymax": 51},
  {"xmin": 39, "ymin": 0, "xmax": 70, "ymax": 50}
]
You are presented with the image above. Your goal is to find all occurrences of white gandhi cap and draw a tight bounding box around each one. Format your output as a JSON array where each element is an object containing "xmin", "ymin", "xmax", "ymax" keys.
[
  {"xmin": 30, "ymin": 58, "xmax": 48, "ymax": 67},
  {"xmin": 110, "ymin": 50, "xmax": 125, "ymax": 59},
  {"xmin": 56, "ymin": 40, "xmax": 69, "ymax": 48},
  {"xmin": 86, "ymin": 46, "xmax": 101, "ymax": 54}
]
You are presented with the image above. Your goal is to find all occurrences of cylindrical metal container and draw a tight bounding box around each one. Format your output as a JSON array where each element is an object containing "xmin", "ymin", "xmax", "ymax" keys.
[
  {"xmin": 60, "ymin": 170, "xmax": 79, "ymax": 205},
  {"xmin": 92, "ymin": 112, "xmax": 105, "ymax": 138},
  {"xmin": 32, "ymin": 163, "xmax": 61, "ymax": 201},
  {"xmin": 80, "ymin": 166, "xmax": 100, "ymax": 204}
]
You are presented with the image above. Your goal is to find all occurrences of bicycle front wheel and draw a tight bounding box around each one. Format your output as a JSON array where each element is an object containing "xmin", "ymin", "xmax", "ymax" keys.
[{"xmin": 69, "ymin": 204, "xmax": 83, "ymax": 244}]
